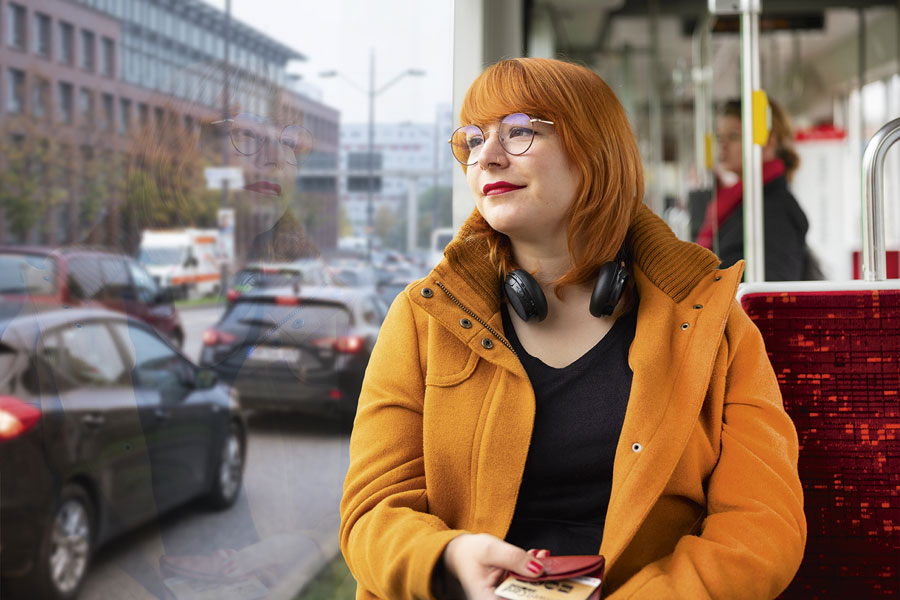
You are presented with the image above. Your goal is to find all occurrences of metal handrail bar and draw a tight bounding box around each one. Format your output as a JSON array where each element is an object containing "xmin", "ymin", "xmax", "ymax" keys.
[{"xmin": 861, "ymin": 117, "xmax": 900, "ymax": 281}]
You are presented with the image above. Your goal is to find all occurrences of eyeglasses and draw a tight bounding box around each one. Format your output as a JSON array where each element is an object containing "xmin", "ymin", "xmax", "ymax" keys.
[
  {"xmin": 448, "ymin": 113, "xmax": 554, "ymax": 166},
  {"xmin": 213, "ymin": 113, "xmax": 313, "ymax": 166}
]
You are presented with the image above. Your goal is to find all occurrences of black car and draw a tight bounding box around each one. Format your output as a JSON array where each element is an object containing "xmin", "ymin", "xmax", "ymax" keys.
[
  {"xmin": 200, "ymin": 286, "xmax": 387, "ymax": 418},
  {"xmin": 0, "ymin": 306, "xmax": 245, "ymax": 600}
]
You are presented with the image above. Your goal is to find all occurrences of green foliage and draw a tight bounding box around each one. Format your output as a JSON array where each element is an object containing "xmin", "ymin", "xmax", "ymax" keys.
[{"xmin": 294, "ymin": 554, "xmax": 356, "ymax": 600}]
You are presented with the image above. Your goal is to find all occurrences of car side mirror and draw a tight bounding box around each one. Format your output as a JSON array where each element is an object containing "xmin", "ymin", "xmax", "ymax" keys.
[
  {"xmin": 185, "ymin": 256, "xmax": 198, "ymax": 268},
  {"xmin": 195, "ymin": 368, "xmax": 218, "ymax": 389},
  {"xmin": 155, "ymin": 287, "xmax": 176, "ymax": 304}
]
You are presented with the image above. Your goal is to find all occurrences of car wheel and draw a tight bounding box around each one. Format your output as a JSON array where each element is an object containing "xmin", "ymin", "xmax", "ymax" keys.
[
  {"xmin": 205, "ymin": 422, "xmax": 244, "ymax": 509},
  {"xmin": 10, "ymin": 484, "xmax": 93, "ymax": 600}
]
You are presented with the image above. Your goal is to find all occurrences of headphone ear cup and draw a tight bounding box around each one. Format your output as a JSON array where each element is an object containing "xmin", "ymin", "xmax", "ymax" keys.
[
  {"xmin": 504, "ymin": 269, "xmax": 548, "ymax": 322},
  {"xmin": 590, "ymin": 261, "xmax": 628, "ymax": 317}
]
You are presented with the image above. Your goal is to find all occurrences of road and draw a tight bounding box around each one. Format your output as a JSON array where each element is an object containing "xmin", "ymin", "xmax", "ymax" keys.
[{"xmin": 79, "ymin": 305, "xmax": 351, "ymax": 600}]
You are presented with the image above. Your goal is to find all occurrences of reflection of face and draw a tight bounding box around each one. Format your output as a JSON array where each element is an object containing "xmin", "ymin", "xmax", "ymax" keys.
[
  {"xmin": 465, "ymin": 118, "xmax": 580, "ymax": 247},
  {"xmin": 227, "ymin": 113, "xmax": 312, "ymax": 198},
  {"xmin": 716, "ymin": 115, "xmax": 743, "ymax": 176}
]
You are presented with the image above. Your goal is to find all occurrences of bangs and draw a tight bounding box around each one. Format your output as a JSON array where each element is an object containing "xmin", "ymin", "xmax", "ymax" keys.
[{"xmin": 459, "ymin": 60, "xmax": 554, "ymax": 127}]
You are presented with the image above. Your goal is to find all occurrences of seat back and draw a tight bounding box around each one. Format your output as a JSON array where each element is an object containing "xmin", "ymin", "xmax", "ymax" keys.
[{"xmin": 739, "ymin": 281, "xmax": 900, "ymax": 598}]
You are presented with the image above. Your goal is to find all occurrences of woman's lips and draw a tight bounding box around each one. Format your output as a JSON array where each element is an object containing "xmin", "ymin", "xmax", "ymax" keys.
[
  {"xmin": 483, "ymin": 182, "xmax": 525, "ymax": 196},
  {"xmin": 244, "ymin": 181, "xmax": 282, "ymax": 196}
]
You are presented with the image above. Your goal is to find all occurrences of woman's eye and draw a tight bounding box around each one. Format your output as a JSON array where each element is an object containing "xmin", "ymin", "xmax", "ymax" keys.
[
  {"xmin": 280, "ymin": 137, "xmax": 297, "ymax": 149},
  {"xmin": 507, "ymin": 126, "xmax": 533, "ymax": 138},
  {"xmin": 467, "ymin": 136, "xmax": 484, "ymax": 149}
]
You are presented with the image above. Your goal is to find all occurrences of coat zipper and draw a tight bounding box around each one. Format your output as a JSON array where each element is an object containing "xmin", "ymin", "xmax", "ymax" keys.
[{"xmin": 433, "ymin": 280, "xmax": 518, "ymax": 357}]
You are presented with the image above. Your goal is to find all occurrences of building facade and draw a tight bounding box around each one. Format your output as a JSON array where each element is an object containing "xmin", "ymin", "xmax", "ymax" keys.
[
  {"xmin": 0, "ymin": 0, "xmax": 339, "ymax": 254},
  {"xmin": 339, "ymin": 103, "xmax": 454, "ymax": 247}
]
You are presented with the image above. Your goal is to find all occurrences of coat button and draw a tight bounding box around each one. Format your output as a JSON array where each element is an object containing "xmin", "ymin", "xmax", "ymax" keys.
[
  {"xmin": 421, "ymin": 288, "xmax": 433, "ymax": 298},
  {"xmin": 681, "ymin": 323, "xmax": 690, "ymax": 330},
  {"xmin": 632, "ymin": 442, "xmax": 643, "ymax": 453},
  {"xmin": 481, "ymin": 338, "xmax": 494, "ymax": 349},
  {"xmin": 459, "ymin": 318, "xmax": 472, "ymax": 329},
  {"xmin": 693, "ymin": 304, "xmax": 703, "ymax": 309},
  {"xmin": 714, "ymin": 275, "xmax": 722, "ymax": 281}
]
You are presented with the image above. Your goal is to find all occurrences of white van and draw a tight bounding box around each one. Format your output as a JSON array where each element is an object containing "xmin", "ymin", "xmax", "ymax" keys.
[{"xmin": 138, "ymin": 229, "xmax": 221, "ymax": 299}]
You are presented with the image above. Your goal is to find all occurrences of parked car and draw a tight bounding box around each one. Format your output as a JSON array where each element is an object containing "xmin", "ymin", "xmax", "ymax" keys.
[
  {"xmin": 226, "ymin": 259, "xmax": 336, "ymax": 303},
  {"xmin": 0, "ymin": 245, "xmax": 184, "ymax": 348},
  {"xmin": 200, "ymin": 286, "xmax": 387, "ymax": 418},
  {"xmin": 0, "ymin": 307, "xmax": 245, "ymax": 600}
]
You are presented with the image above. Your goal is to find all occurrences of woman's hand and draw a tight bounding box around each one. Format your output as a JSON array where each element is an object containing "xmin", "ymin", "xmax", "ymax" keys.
[{"xmin": 442, "ymin": 533, "xmax": 544, "ymax": 600}]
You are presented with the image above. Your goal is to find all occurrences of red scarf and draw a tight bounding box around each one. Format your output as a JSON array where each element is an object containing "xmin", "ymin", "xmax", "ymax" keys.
[{"xmin": 696, "ymin": 159, "xmax": 785, "ymax": 249}]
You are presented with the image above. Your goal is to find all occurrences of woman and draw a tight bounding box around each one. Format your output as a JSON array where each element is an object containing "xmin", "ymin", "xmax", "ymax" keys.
[
  {"xmin": 340, "ymin": 58, "xmax": 806, "ymax": 599},
  {"xmin": 697, "ymin": 99, "xmax": 811, "ymax": 280}
]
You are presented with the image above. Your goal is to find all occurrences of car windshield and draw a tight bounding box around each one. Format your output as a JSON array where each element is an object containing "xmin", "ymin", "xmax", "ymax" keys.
[
  {"xmin": 139, "ymin": 246, "xmax": 186, "ymax": 267},
  {"xmin": 222, "ymin": 298, "xmax": 352, "ymax": 334},
  {"xmin": 0, "ymin": 253, "xmax": 57, "ymax": 295},
  {"xmin": 233, "ymin": 267, "xmax": 313, "ymax": 290}
]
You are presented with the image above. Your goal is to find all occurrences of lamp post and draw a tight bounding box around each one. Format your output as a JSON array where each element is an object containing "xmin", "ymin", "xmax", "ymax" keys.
[{"xmin": 321, "ymin": 48, "xmax": 424, "ymax": 262}]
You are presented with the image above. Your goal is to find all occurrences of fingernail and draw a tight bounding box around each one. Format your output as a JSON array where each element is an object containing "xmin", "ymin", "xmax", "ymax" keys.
[{"xmin": 527, "ymin": 560, "xmax": 543, "ymax": 574}]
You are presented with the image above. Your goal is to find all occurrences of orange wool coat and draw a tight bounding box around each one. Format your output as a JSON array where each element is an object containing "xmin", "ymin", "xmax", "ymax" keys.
[{"xmin": 340, "ymin": 206, "xmax": 806, "ymax": 599}]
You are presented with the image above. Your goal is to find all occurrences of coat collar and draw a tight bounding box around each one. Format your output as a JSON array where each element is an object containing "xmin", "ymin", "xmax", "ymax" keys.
[{"xmin": 435, "ymin": 203, "xmax": 722, "ymax": 313}]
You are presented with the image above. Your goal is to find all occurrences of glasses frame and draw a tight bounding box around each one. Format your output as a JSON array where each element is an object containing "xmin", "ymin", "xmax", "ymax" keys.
[
  {"xmin": 447, "ymin": 113, "xmax": 555, "ymax": 166},
  {"xmin": 212, "ymin": 114, "xmax": 313, "ymax": 167}
]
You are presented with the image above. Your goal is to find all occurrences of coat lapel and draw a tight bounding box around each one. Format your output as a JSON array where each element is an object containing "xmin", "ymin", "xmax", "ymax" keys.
[{"xmin": 599, "ymin": 263, "xmax": 743, "ymax": 565}]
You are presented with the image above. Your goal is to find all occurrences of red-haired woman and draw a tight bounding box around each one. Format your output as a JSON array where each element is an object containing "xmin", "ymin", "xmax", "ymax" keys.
[{"xmin": 340, "ymin": 58, "xmax": 805, "ymax": 600}]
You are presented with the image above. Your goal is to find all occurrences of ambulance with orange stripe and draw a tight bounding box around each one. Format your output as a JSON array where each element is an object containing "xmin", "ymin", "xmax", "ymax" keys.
[{"xmin": 138, "ymin": 228, "xmax": 222, "ymax": 300}]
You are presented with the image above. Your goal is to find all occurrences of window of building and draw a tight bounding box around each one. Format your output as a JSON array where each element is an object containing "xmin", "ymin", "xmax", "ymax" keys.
[
  {"xmin": 32, "ymin": 78, "xmax": 50, "ymax": 118},
  {"xmin": 79, "ymin": 88, "xmax": 94, "ymax": 125},
  {"xmin": 154, "ymin": 106, "xmax": 165, "ymax": 129},
  {"xmin": 101, "ymin": 37, "xmax": 115, "ymax": 77},
  {"xmin": 58, "ymin": 82, "xmax": 73, "ymax": 124},
  {"xmin": 138, "ymin": 102, "xmax": 149, "ymax": 128},
  {"xmin": 101, "ymin": 93, "xmax": 114, "ymax": 130},
  {"xmin": 7, "ymin": 69, "xmax": 25, "ymax": 113},
  {"xmin": 7, "ymin": 3, "xmax": 27, "ymax": 50},
  {"xmin": 34, "ymin": 13, "xmax": 51, "ymax": 57},
  {"xmin": 80, "ymin": 30, "xmax": 95, "ymax": 71},
  {"xmin": 58, "ymin": 22, "xmax": 74, "ymax": 64},
  {"xmin": 118, "ymin": 98, "xmax": 131, "ymax": 133}
]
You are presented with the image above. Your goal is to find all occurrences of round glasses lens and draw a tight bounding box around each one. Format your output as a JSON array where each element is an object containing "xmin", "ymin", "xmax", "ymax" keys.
[
  {"xmin": 450, "ymin": 125, "xmax": 483, "ymax": 166},
  {"xmin": 231, "ymin": 114, "xmax": 261, "ymax": 155},
  {"xmin": 280, "ymin": 125, "xmax": 313, "ymax": 166},
  {"xmin": 499, "ymin": 113, "xmax": 535, "ymax": 155}
]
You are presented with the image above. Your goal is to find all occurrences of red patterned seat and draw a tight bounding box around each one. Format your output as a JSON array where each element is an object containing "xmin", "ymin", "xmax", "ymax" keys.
[{"xmin": 739, "ymin": 283, "xmax": 900, "ymax": 599}]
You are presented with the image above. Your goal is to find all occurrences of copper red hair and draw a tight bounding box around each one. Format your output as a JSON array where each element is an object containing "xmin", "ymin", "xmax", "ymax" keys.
[{"xmin": 459, "ymin": 57, "xmax": 644, "ymax": 294}]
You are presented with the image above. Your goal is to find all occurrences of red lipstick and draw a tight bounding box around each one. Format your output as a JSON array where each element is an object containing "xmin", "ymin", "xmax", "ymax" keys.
[
  {"xmin": 483, "ymin": 181, "xmax": 525, "ymax": 196},
  {"xmin": 244, "ymin": 181, "xmax": 282, "ymax": 196}
]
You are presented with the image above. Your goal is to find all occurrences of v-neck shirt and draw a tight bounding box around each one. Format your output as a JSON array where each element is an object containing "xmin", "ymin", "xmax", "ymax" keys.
[{"xmin": 501, "ymin": 300, "xmax": 637, "ymax": 555}]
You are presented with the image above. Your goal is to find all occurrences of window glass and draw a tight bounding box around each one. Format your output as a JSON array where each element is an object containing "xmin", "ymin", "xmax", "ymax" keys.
[
  {"xmin": 113, "ymin": 323, "xmax": 186, "ymax": 393},
  {"xmin": 0, "ymin": 252, "xmax": 57, "ymax": 295},
  {"xmin": 59, "ymin": 322, "xmax": 127, "ymax": 385},
  {"xmin": 127, "ymin": 260, "xmax": 158, "ymax": 303},
  {"xmin": 99, "ymin": 257, "xmax": 132, "ymax": 299},
  {"xmin": 67, "ymin": 256, "xmax": 103, "ymax": 300}
]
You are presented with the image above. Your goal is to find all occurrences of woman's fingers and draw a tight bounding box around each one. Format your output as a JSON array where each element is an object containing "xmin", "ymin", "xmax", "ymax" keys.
[
  {"xmin": 478, "ymin": 535, "xmax": 544, "ymax": 578},
  {"xmin": 444, "ymin": 534, "xmax": 545, "ymax": 600}
]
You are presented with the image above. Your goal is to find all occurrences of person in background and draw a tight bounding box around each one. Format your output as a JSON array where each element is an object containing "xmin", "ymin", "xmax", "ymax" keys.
[
  {"xmin": 340, "ymin": 58, "xmax": 806, "ymax": 599},
  {"xmin": 697, "ymin": 98, "xmax": 813, "ymax": 280}
]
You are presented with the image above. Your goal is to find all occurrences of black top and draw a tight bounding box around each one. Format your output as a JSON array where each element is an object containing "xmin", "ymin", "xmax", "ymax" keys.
[
  {"xmin": 716, "ymin": 174, "xmax": 810, "ymax": 281},
  {"xmin": 501, "ymin": 300, "xmax": 637, "ymax": 555}
]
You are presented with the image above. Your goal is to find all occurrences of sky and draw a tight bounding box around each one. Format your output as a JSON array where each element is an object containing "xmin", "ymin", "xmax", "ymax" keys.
[{"xmin": 201, "ymin": 0, "xmax": 454, "ymax": 126}]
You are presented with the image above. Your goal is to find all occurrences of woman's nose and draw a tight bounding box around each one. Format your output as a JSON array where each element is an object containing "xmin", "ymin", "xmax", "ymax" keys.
[
  {"xmin": 255, "ymin": 134, "xmax": 287, "ymax": 168},
  {"xmin": 477, "ymin": 130, "xmax": 508, "ymax": 169}
]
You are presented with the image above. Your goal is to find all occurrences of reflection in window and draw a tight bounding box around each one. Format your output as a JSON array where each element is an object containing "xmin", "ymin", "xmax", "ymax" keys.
[{"xmin": 60, "ymin": 322, "xmax": 127, "ymax": 385}]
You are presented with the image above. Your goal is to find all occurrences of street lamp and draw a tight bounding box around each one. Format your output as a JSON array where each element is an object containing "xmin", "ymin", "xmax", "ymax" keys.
[{"xmin": 321, "ymin": 48, "xmax": 425, "ymax": 262}]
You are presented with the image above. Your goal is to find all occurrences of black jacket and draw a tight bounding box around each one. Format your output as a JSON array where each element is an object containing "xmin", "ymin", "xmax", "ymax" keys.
[{"xmin": 716, "ymin": 174, "xmax": 809, "ymax": 281}]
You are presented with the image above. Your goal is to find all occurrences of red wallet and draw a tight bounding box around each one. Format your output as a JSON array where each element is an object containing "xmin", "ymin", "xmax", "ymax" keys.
[{"xmin": 498, "ymin": 555, "xmax": 605, "ymax": 600}]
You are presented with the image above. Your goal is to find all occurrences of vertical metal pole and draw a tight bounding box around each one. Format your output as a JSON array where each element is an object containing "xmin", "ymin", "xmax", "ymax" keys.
[
  {"xmin": 858, "ymin": 8, "xmax": 866, "ymax": 148},
  {"xmin": 367, "ymin": 48, "xmax": 375, "ymax": 263},
  {"xmin": 693, "ymin": 12, "xmax": 713, "ymax": 190},
  {"xmin": 740, "ymin": 0, "xmax": 764, "ymax": 282},
  {"xmin": 648, "ymin": 0, "xmax": 664, "ymax": 215},
  {"xmin": 220, "ymin": 0, "xmax": 231, "ymax": 291}
]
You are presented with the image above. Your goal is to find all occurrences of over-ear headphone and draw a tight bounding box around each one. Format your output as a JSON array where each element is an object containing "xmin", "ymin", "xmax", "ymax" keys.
[{"xmin": 504, "ymin": 260, "xmax": 628, "ymax": 322}]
